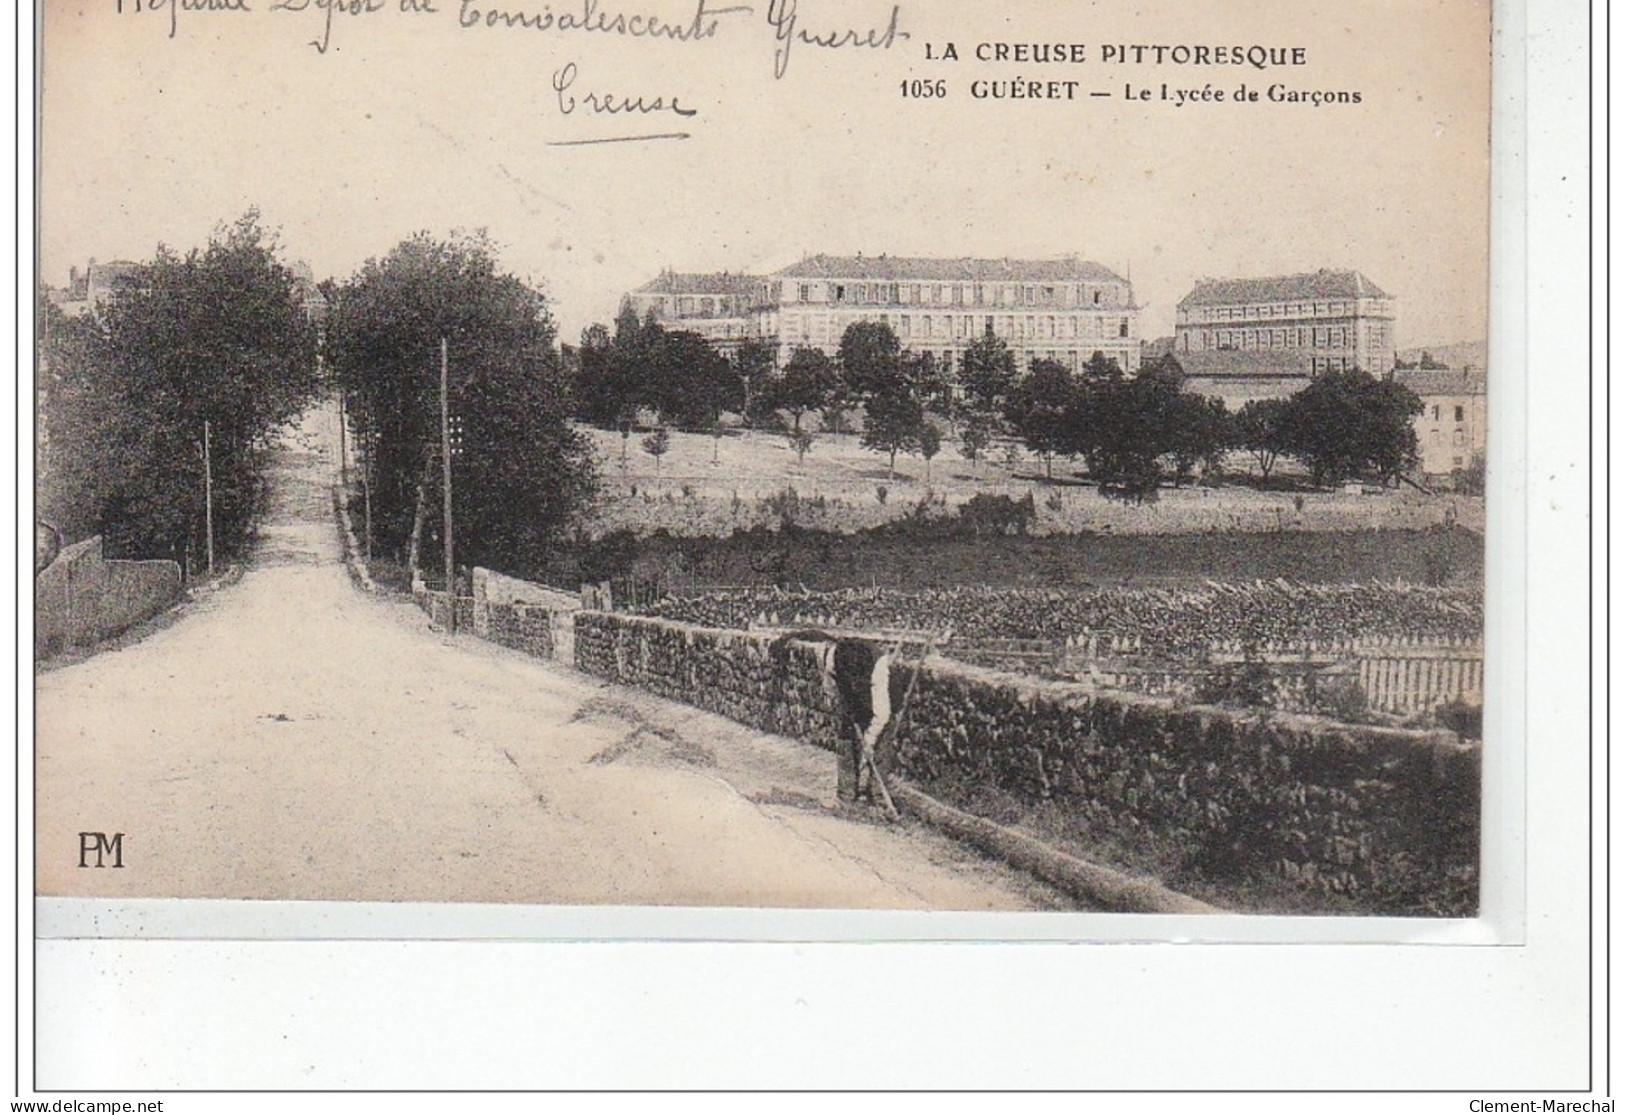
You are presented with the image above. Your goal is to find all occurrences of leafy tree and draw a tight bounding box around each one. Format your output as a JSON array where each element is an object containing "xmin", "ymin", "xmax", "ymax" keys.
[
  {"xmin": 327, "ymin": 230, "xmax": 595, "ymax": 576},
  {"xmin": 860, "ymin": 374, "xmax": 925, "ymax": 478},
  {"xmin": 641, "ymin": 427, "xmax": 671, "ymax": 475},
  {"xmin": 1281, "ymin": 368, "xmax": 1422, "ymax": 486},
  {"xmin": 917, "ymin": 421, "xmax": 942, "ymax": 482},
  {"xmin": 909, "ymin": 351, "xmax": 956, "ymax": 419},
  {"xmin": 574, "ymin": 321, "xmax": 627, "ymax": 429},
  {"xmin": 576, "ymin": 304, "xmax": 653, "ymax": 430},
  {"xmin": 772, "ymin": 347, "xmax": 839, "ymax": 432},
  {"xmin": 41, "ymin": 210, "xmax": 319, "ymax": 568},
  {"xmin": 1233, "ymin": 397, "xmax": 1292, "ymax": 480},
  {"xmin": 653, "ymin": 330, "xmax": 739, "ymax": 431},
  {"xmin": 958, "ymin": 411, "xmax": 997, "ymax": 475},
  {"xmin": 1085, "ymin": 367, "xmax": 1170, "ymax": 503},
  {"xmin": 1164, "ymin": 388, "xmax": 1231, "ymax": 486},
  {"xmin": 837, "ymin": 320, "xmax": 904, "ymax": 402},
  {"xmin": 1004, "ymin": 359, "xmax": 1079, "ymax": 480},
  {"xmin": 731, "ymin": 339, "xmax": 777, "ymax": 428},
  {"xmin": 1081, "ymin": 351, "xmax": 1126, "ymax": 384},
  {"xmin": 958, "ymin": 332, "xmax": 1018, "ymax": 418}
]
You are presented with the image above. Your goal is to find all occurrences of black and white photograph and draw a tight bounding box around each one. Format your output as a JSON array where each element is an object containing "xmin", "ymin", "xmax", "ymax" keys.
[
  {"xmin": 23, "ymin": 0, "xmax": 1595, "ymax": 1095},
  {"xmin": 35, "ymin": 0, "xmax": 1492, "ymax": 917}
]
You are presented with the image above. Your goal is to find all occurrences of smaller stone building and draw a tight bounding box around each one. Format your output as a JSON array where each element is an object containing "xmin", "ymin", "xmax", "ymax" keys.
[{"xmin": 1396, "ymin": 368, "xmax": 1487, "ymax": 478}]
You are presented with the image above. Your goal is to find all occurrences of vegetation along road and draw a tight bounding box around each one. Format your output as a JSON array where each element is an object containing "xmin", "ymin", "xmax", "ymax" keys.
[{"xmin": 36, "ymin": 407, "xmax": 1069, "ymax": 911}]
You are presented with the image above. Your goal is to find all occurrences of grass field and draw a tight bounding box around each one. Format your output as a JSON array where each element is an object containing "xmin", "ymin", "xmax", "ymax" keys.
[{"xmin": 581, "ymin": 425, "xmax": 1486, "ymax": 540}]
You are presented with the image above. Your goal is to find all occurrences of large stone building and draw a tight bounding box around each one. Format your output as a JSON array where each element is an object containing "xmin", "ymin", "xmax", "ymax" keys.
[
  {"xmin": 759, "ymin": 254, "xmax": 1140, "ymax": 374},
  {"xmin": 620, "ymin": 255, "xmax": 1141, "ymax": 375},
  {"xmin": 1174, "ymin": 270, "xmax": 1396, "ymax": 379},
  {"xmin": 623, "ymin": 270, "xmax": 764, "ymax": 352}
]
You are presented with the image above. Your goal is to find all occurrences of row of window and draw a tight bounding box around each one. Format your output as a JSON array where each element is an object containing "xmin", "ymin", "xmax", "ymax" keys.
[
  {"xmin": 788, "ymin": 280, "xmax": 1122, "ymax": 310},
  {"xmin": 826, "ymin": 346, "xmax": 1135, "ymax": 375},
  {"xmin": 1205, "ymin": 325, "xmax": 1355, "ymax": 350},
  {"xmin": 1194, "ymin": 300, "xmax": 1374, "ymax": 321},
  {"xmin": 662, "ymin": 295, "xmax": 754, "ymax": 318},
  {"xmin": 780, "ymin": 311, "xmax": 1132, "ymax": 343},
  {"xmin": 1429, "ymin": 404, "xmax": 1470, "ymax": 423}
]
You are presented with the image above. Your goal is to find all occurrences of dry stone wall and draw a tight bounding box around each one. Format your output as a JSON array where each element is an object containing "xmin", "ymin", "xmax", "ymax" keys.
[{"xmin": 572, "ymin": 611, "xmax": 1479, "ymax": 916}]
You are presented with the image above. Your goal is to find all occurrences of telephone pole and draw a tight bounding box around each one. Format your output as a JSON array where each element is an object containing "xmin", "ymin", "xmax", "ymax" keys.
[
  {"xmin": 440, "ymin": 337, "xmax": 456, "ymax": 634},
  {"xmin": 203, "ymin": 418, "xmax": 215, "ymax": 577}
]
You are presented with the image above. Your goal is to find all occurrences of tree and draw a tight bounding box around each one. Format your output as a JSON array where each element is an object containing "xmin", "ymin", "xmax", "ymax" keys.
[
  {"xmin": 653, "ymin": 330, "xmax": 739, "ymax": 431},
  {"xmin": 642, "ymin": 427, "xmax": 671, "ymax": 475},
  {"xmin": 1005, "ymin": 359, "xmax": 1079, "ymax": 480},
  {"xmin": 1164, "ymin": 389, "xmax": 1230, "ymax": 486},
  {"xmin": 860, "ymin": 375, "xmax": 925, "ymax": 478},
  {"xmin": 1280, "ymin": 368, "xmax": 1423, "ymax": 487},
  {"xmin": 837, "ymin": 321, "xmax": 904, "ymax": 402},
  {"xmin": 41, "ymin": 210, "xmax": 320, "ymax": 568},
  {"xmin": 1232, "ymin": 398, "xmax": 1291, "ymax": 480},
  {"xmin": 909, "ymin": 351, "xmax": 956, "ymax": 419},
  {"xmin": 917, "ymin": 421, "xmax": 942, "ymax": 482},
  {"xmin": 958, "ymin": 411, "xmax": 997, "ymax": 476},
  {"xmin": 959, "ymin": 332, "xmax": 1018, "ymax": 418},
  {"xmin": 1085, "ymin": 367, "xmax": 1170, "ymax": 503},
  {"xmin": 772, "ymin": 347, "xmax": 839, "ymax": 432},
  {"xmin": 327, "ymin": 230, "xmax": 596, "ymax": 576},
  {"xmin": 787, "ymin": 427, "xmax": 816, "ymax": 465},
  {"xmin": 731, "ymin": 339, "xmax": 777, "ymax": 428},
  {"xmin": 576, "ymin": 304, "xmax": 655, "ymax": 430}
]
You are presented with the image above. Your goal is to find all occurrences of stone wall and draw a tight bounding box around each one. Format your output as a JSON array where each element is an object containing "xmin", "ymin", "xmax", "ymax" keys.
[
  {"xmin": 35, "ymin": 536, "xmax": 183, "ymax": 657},
  {"xmin": 571, "ymin": 610, "xmax": 1479, "ymax": 916}
]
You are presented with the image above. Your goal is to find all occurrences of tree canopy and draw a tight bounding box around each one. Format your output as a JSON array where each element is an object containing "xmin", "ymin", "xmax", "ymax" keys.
[
  {"xmin": 326, "ymin": 231, "xmax": 596, "ymax": 577},
  {"xmin": 1280, "ymin": 368, "xmax": 1422, "ymax": 486},
  {"xmin": 41, "ymin": 210, "xmax": 320, "ymax": 567}
]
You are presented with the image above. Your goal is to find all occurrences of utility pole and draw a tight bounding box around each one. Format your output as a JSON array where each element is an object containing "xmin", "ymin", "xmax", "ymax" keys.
[
  {"xmin": 203, "ymin": 418, "xmax": 215, "ymax": 577},
  {"xmin": 361, "ymin": 440, "xmax": 373, "ymax": 566},
  {"xmin": 440, "ymin": 337, "xmax": 456, "ymax": 634},
  {"xmin": 337, "ymin": 387, "xmax": 349, "ymax": 487}
]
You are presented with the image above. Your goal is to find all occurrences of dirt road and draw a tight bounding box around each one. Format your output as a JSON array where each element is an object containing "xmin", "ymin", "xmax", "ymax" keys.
[{"xmin": 35, "ymin": 408, "xmax": 1061, "ymax": 910}]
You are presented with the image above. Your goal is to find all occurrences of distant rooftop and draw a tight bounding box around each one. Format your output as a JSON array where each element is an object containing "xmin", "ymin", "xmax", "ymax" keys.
[
  {"xmin": 1172, "ymin": 350, "xmax": 1313, "ymax": 379},
  {"xmin": 1179, "ymin": 270, "xmax": 1391, "ymax": 308},
  {"xmin": 772, "ymin": 254, "xmax": 1127, "ymax": 284},
  {"xmin": 632, "ymin": 270, "xmax": 764, "ymax": 297}
]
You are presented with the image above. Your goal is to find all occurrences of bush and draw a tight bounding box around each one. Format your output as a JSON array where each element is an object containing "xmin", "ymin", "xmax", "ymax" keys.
[{"xmin": 1435, "ymin": 699, "xmax": 1483, "ymax": 740}]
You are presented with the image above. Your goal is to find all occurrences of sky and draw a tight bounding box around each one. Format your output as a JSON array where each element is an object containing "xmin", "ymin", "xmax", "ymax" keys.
[{"xmin": 39, "ymin": 0, "xmax": 1491, "ymax": 349}]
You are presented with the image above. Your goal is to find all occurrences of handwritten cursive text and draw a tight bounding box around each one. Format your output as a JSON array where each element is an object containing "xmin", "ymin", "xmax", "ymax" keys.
[
  {"xmin": 462, "ymin": 0, "xmax": 752, "ymax": 43},
  {"xmin": 551, "ymin": 61, "xmax": 699, "ymax": 118},
  {"xmin": 765, "ymin": 0, "xmax": 907, "ymax": 79},
  {"xmin": 116, "ymin": 0, "xmax": 252, "ymax": 42},
  {"xmin": 269, "ymin": 0, "xmax": 387, "ymax": 55}
]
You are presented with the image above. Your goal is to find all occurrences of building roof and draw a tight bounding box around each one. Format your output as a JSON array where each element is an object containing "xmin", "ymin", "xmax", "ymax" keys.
[
  {"xmin": 1394, "ymin": 369, "xmax": 1487, "ymax": 397},
  {"xmin": 772, "ymin": 254, "xmax": 1126, "ymax": 284},
  {"xmin": 1178, "ymin": 269, "xmax": 1391, "ymax": 308},
  {"xmin": 631, "ymin": 271, "xmax": 764, "ymax": 297},
  {"xmin": 1172, "ymin": 350, "xmax": 1313, "ymax": 379}
]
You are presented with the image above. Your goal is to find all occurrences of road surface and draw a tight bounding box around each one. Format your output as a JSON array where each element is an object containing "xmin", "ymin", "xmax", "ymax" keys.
[{"xmin": 36, "ymin": 408, "xmax": 1064, "ymax": 910}]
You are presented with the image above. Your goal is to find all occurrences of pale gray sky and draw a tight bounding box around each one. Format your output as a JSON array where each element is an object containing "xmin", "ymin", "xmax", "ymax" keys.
[{"xmin": 40, "ymin": 0, "xmax": 1490, "ymax": 348}]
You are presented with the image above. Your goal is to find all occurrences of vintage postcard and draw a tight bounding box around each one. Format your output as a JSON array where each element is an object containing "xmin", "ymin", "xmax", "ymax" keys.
[{"xmin": 33, "ymin": 0, "xmax": 1503, "ymax": 946}]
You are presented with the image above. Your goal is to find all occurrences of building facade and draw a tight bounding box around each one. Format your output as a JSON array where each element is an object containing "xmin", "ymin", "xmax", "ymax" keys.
[
  {"xmin": 1395, "ymin": 367, "xmax": 1486, "ymax": 477},
  {"xmin": 624, "ymin": 270, "xmax": 764, "ymax": 352},
  {"xmin": 759, "ymin": 255, "xmax": 1139, "ymax": 374},
  {"xmin": 1174, "ymin": 270, "xmax": 1396, "ymax": 377}
]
